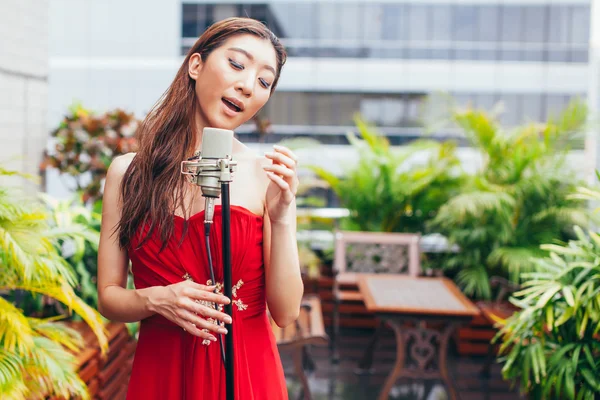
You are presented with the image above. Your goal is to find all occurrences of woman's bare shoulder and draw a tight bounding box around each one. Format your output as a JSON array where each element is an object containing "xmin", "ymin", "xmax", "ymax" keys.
[{"xmin": 106, "ymin": 152, "xmax": 136, "ymax": 182}]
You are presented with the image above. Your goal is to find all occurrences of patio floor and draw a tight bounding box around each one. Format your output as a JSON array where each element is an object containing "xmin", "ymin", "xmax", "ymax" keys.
[{"xmin": 281, "ymin": 327, "xmax": 525, "ymax": 400}]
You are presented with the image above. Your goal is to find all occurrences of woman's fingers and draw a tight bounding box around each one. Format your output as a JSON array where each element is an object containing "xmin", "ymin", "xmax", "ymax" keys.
[
  {"xmin": 184, "ymin": 286, "xmax": 230, "ymax": 305},
  {"xmin": 263, "ymin": 164, "xmax": 294, "ymax": 178},
  {"xmin": 181, "ymin": 320, "xmax": 217, "ymax": 341},
  {"xmin": 187, "ymin": 299, "xmax": 232, "ymax": 324},
  {"xmin": 273, "ymin": 144, "xmax": 299, "ymax": 165},
  {"xmin": 179, "ymin": 309, "xmax": 228, "ymax": 335},
  {"xmin": 266, "ymin": 172, "xmax": 295, "ymax": 204},
  {"xmin": 265, "ymin": 147, "xmax": 298, "ymax": 170}
]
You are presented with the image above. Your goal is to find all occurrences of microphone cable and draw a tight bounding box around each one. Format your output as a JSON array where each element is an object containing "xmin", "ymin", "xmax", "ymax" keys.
[{"xmin": 204, "ymin": 221, "xmax": 227, "ymax": 365}]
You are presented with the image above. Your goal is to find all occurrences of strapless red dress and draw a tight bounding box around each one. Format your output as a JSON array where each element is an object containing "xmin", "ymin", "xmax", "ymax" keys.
[{"xmin": 126, "ymin": 206, "xmax": 288, "ymax": 399}]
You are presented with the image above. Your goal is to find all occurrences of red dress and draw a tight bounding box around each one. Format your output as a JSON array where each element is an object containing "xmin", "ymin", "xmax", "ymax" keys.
[{"xmin": 126, "ymin": 205, "xmax": 288, "ymax": 399}]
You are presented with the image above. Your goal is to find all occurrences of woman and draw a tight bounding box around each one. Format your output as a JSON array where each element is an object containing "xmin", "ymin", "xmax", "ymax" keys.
[{"xmin": 97, "ymin": 17, "xmax": 303, "ymax": 399}]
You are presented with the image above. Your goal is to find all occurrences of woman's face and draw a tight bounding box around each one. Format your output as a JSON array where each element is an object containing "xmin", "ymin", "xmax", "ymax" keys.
[{"xmin": 189, "ymin": 34, "xmax": 278, "ymax": 131}]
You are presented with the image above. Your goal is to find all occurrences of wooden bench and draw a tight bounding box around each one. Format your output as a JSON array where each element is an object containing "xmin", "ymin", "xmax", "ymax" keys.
[
  {"xmin": 270, "ymin": 294, "xmax": 329, "ymax": 400},
  {"xmin": 331, "ymin": 231, "xmax": 421, "ymax": 361},
  {"xmin": 49, "ymin": 321, "xmax": 136, "ymax": 400}
]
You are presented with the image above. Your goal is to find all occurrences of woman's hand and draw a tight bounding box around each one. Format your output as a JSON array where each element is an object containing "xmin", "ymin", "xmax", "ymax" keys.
[
  {"xmin": 264, "ymin": 144, "xmax": 299, "ymax": 223},
  {"xmin": 148, "ymin": 280, "xmax": 231, "ymax": 342}
]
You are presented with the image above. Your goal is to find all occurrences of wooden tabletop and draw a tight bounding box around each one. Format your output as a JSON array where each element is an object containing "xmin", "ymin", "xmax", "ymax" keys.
[{"xmin": 357, "ymin": 274, "xmax": 480, "ymax": 318}]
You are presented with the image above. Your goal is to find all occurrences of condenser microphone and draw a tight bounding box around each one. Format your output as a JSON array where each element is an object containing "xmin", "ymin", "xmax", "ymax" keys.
[{"xmin": 181, "ymin": 127, "xmax": 234, "ymax": 224}]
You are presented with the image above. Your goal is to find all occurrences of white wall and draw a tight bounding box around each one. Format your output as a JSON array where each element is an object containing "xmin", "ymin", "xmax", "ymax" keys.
[
  {"xmin": 0, "ymin": 0, "xmax": 49, "ymax": 184},
  {"xmin": 48, "ymin": 0, "xmax": 181, "ymax": 127}
]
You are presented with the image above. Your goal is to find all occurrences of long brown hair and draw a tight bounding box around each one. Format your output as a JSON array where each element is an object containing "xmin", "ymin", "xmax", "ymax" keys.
[{"xmin": 118, "ymin": 17, "xmax": 287, "ymax": 250}]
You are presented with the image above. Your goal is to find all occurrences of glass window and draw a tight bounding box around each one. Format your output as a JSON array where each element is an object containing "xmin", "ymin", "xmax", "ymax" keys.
[
  {"xmin": 477, "ymin": 5, "xmax": 500, "ymax": 61},
  {"xmin": 179, "ymin": 2, "xmax": 586, "ymax": 63},
  {"xmin": 452, "ymin": 6, "xmax": 478, "ymax": 60},
  {"xmin": 316, "ymin": 3, "xmax": 337, "ymax": 40},
  {"xmin": 548, "ymin": 5, "xmax": 570, "ymax": 62},
  {"xmin": 314, "ymin": 93, "xmax": 336, "ymax": 125},
  {"xmin": 500, "ymin": 6, "xmax": 523, "ymax": 61},
  {"xmin": 360, "ymin": 98, "xmax": 382, "ymax": 125},
  {"xmin": 382, "ymin": 4, "xmax": 407, "ymax": 41},
  {"xmin": 521, "ymin": 94, "xmax": 543, "ymax": 122},
  {"xmin": 407, "ymin": 4, "xmax": 430, "ymax": 59},
  {"xmin": 498, "ymin": 94, "xmax": 522, "ymax": 126},
  {"xmin": 338, "ymin": 94, "xmax": 361, "ymax": 126},
  {"xmin": 545, "ymin": 95, "xmax": 569, "ymax": 121},
  {"xmin": 363, "ymin": 4, "xmax": 384, "ymax": 41},
  {"xmin": 431, "ymin": 5, "xmax": 452, "ymax": 60},
  {"xmin": 338, "ymin": 3, "xmax": 362, "ymax": 41},
  {"xmin": 271, "ymin": 3, "xmax": 317, "ymax": 40},
  {"xmin": 570, "ymin": 6, "xmax": 590, "ymax": 62},
  {"xmin": 474, "ymin": 94, "xmax": 498, "ymax": 112},
  {"xmin": 214, "ymin": 4, "xmax": 236, "ymax": 22},
  {"xmin": 182, "ymin": 4, "xmax": 210, "ymax": 38},
  {"xmin": 381, "ymin": 98, "xmax": 405, "ymax": 126},
  {"xmin": 452, "ymin": 93, "xmax": 475, "ymax": 110},
  {"xmin": 522, "ymin": 6, "xmax": 546, "ymax": 62},
  {"xmin": 405, "ymin": 95, "xmax": 424, "ymax": 124}
]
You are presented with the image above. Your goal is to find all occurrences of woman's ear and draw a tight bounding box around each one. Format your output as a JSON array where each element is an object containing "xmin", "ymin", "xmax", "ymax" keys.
[{"xmin": 188, "ymin": 53, "xmax": 203, "ymax": 80}]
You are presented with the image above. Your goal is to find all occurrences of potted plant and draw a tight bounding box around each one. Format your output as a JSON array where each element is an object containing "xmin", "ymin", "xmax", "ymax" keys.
[
  {"xmin": 0, "ymin": 167, "xmax": 107, "ymax": 400},
  {"xmin": 429, "ymin": 99, "xmax": 591, "ymax": 301},
  {"xmin": 40, "ymin": 103, "xmax": 139, "ymax": 204},
  {"xmin": 311, "ymin": 115, "xmax": 464, "ymax": 235},
  {"xmin": 498, "ymin": 220, "xmax": 600, "ymax": 398}
]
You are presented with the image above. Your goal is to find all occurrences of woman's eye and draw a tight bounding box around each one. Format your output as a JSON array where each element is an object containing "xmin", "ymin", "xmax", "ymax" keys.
[
  {"xmin": 259, "ymin": 78, "xmax": 271, "ymax": 89},
  {"xmin": 229, "ymin": 59, "xmax": 244, "ymax": 70}
]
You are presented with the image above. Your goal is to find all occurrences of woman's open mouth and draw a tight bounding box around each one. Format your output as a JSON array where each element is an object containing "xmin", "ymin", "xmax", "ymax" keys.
[{"xmin": 222, "ymin": 97, "xmax": 242, "ymax": 113}]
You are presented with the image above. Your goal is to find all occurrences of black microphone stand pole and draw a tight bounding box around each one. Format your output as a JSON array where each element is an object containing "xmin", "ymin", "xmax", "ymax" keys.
[{"xmin": 219, "ymin": 159, "xmax": 235, "ymax": 400}]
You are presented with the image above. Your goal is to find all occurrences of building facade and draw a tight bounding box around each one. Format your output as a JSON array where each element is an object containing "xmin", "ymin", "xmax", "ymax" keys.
[
  {"xmin": 47, "ymin": 0, "xmax": 592, "ymax": 194},
  {"xmin": 0, "ymin": 0, "xmax": 49, "ymax": 184}
]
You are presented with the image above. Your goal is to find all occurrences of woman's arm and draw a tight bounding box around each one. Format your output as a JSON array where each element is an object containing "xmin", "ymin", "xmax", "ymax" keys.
[
  {"xmin": 261, "ymin": 146, "xmax": 304, "ymax": 327},
  {"xmin": 97, "ymin": 153, "xmax": 155, "ymax": 322},
  {"xmin": 263, "ymin": 202, "xmax": 303, "ymax": 327},
  {"xmin": 97, "ymin": 155, "xmax": 231, "ymax": 340}
]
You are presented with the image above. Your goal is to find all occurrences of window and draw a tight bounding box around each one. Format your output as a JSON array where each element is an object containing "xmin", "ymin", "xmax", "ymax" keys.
[
  {"xmin": 452, "ymin": 6, "xmax": 478, "ymax": 60},
  {"xmin": 477, "ymin": 5, "xmax": 500, "ymax": 61},
  {"xmin": 431, "ymin": 5, "xmax": 452, "ymax": 60},
  {"xmin": 500, "ymin": 6, "xmax": 523, "ymax": 61},
  {"xmin": 571, "ymin": 6, "xmax": 590, "ymax": 62},
  {"xmin": 180, "ymin": 2, "xmax": 589, "ymax": 63},
  {"xmin": 407, "ymin": 4, "xmax": 430, "ymax": 59},
  {"xmin": 522, "ymin": 6, "xmax": 546, "ymax": 62}
]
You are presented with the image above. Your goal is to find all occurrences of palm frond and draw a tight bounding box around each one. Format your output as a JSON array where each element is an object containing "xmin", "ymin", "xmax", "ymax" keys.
[
  {"xmin": 0, "ymin": 348, "xmax": 28, "ymax": 400},
  {"xmin": 30, "ymin": 319, "xmax": 84, "ymax": 353},
  {"xmin": 0, "ymin": 222, "xmax": 77, "ymax": 286},
  {"xmin": 22, "ymin": 336, "xmax": 89, "ymax": 400},
  {"xmin": 455, "ymin": 264, "xmax": 492, "ymax": 300},
  {"xmin": 453, "ymin": 109, "xmax": 498, "ymax": 152},
  {"xmin": 433, "ymin": 190, "xmax": 515, "ymax": 224},
  {"xmin": 531, "ymin": 207, "xmax": 592, "ymax": 228},
  {"xmin": 3, "ymin": 280, "xmax": 108, "ymax": 354},
  {"xmin": 0, "ymin": 297, "xmax": 33, "ymax": 354},
  {"xmin": 488, "ymin": 246, "xmax": 546, "ymax": 283}
]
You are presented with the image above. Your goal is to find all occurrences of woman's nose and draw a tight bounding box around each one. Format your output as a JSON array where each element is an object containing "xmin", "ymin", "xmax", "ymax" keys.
[{"xmin": 235, "ymin": 73, "xmax": 254, "ymax": 97}]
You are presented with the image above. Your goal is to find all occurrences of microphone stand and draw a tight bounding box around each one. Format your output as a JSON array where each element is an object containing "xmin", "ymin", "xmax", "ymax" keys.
[
  {"xmin": 181, "ymin": 155, "xmax": 237, "ymax": 400},
  {"xmin": 217, "ymin": 158, "xmax": 235, "ymax": 400}
]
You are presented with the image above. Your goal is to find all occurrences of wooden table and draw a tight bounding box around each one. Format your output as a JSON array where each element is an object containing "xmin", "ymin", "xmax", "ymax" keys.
[{"xmin": 357, "ymin": 274, "xmax": 480, "ymax": 400}]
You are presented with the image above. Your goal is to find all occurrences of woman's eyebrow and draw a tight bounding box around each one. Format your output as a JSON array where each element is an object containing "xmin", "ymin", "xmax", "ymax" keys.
[{"xmin": 228, "ymin": 47, "xmax": 276, "ymax": 75}]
